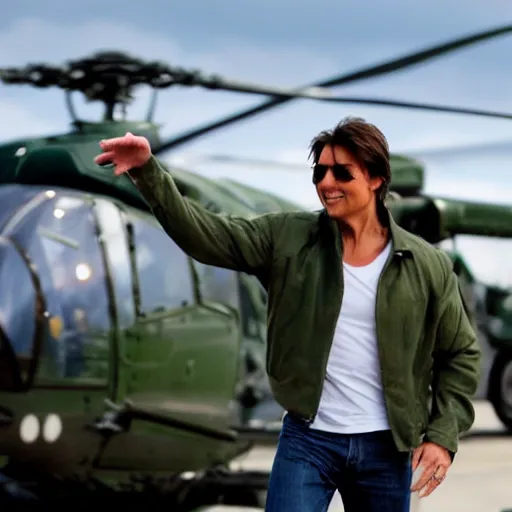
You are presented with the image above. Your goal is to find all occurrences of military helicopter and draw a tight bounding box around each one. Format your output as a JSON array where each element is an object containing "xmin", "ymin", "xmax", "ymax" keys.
[{"xmin": 0, "ymin": 23, "xmax": 512, "ymax": 507}]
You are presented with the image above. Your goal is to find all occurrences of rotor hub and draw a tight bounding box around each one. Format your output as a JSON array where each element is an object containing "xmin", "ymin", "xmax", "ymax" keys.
[{"xmin": 0, "ymin": 51, "xmax": 219, "ymax": 108}]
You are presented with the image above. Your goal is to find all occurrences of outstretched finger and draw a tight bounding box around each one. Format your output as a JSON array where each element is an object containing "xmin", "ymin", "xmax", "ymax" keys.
[
  {"xmin": 99, "ymin": 136, "xmax": 133, "ymax": 151},
  {"xmin": 418, "ymin": 463, "xmax": 449, "ymax": 499},
  {"xmin": 418, "ymin": 477, "xmax": 438, "ymax": 499},
  {"xmin": 411, "ymin": 446, "xmax": 423, "ymax": 471},
  {"xmin": 411, "ymin": 463, "xmax": 435, "ymax": 492},
  {"xmin": 419, "ymin": 472, "xmax": 446, "ymax": 498},
  {"xmin": 94, "ymin": 151, "xmax": 116, "ymax": 166}
]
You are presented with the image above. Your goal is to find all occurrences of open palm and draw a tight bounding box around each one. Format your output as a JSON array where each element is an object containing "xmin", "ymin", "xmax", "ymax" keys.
[{"xmin": 94, "ymin": 132, "xmax": 152, "ymax": 175}]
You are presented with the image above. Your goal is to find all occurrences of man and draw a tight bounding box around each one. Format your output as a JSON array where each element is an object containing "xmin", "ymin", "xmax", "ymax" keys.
[{"xmin": 95, "ymin": 117, "xmax": 480, "ymax": 512}]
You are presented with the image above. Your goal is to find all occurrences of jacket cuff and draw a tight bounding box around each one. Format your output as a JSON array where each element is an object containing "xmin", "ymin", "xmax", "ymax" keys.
[
  {"xmin": 424, "ymin": 429, "xmax": 457, "ymax": 461},
  {"xmin": 128, "ymin": 156, "xmax": 162, "ymax": 208}
]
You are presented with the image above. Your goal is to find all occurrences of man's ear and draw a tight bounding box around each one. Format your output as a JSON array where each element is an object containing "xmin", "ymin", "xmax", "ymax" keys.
[{"xmin": 369, "ymin": 176, "xmax": 383, "ymax": 192}]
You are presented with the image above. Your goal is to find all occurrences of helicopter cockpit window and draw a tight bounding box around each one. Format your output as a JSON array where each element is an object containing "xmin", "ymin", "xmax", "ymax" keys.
[
  {"xmin": 93, "ymin": 199, "xmax": 135, "ymax": 330},
  {"xmin": 192, "ymin": 261, "xmax": 240, "ymax": 312},
  {"xmin": 129, "ymin": 215, "xmax": 195, "ymax": 314},
  {"xmin": 10, "ymin": 194, "xmax": 111, "ymax": 384}
]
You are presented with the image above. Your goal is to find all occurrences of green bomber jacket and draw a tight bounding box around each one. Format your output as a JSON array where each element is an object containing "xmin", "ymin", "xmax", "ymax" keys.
[{"xmin": 128, "ymin": 156, "xmax": 481, "ymax": 455}]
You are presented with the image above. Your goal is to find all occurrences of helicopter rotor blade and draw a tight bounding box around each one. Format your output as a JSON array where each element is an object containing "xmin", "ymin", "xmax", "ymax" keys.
[
  {"xmin": 272, "ymin": 95, "xmax": 512, "ymax": 119},
  {"xmin": 153, "ymin": 23, "xmax": 512, "ymax": 154},
  {"xmin": 164, "ymin": 72, "xmax": 512, "ymax": 121}
]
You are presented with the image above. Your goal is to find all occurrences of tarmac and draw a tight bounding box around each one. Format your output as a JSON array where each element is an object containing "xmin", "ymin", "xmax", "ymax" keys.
[{"xmin": 207, "ymin": 401, "xmax": 512, "ymax": 512}]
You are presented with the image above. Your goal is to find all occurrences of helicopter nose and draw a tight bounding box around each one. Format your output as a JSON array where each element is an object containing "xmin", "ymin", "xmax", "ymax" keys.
[{"xmin": 0, "ymin": 236, "xmax": 41, "ymax": 391}]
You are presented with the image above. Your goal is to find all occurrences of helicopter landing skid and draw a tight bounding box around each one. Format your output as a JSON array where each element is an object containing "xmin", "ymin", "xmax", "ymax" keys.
[
  {"xmin": 172, "ymin": 466, "xmax": 269, "ymax": 510},
  {"xmin": 0, "ymin": 465, "xmax": 269, "ymax": 510}
]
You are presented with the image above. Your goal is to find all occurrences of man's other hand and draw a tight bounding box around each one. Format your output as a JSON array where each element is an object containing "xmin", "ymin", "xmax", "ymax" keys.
[{"xmin": 410, "ymin": 441, "xmax": 451, "ymax": 498}]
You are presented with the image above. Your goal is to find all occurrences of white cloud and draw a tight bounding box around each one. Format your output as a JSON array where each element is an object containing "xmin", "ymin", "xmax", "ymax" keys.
[
  {"xmin": 0, "ymin": 18, "xmax": 182, "ymax": 65},
  {"xmin": 0, "ymin": 17, "xmax": 330, "ymax": 91},
  {"xmin": 0, "ymin": 100, "xmax": 61, "ymax": 141}
]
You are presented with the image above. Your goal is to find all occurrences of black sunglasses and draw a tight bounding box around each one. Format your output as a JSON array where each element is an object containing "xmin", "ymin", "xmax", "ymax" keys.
[{"xmin": 312, "ymin": 164, "xmax": 355, "ymax": 185}]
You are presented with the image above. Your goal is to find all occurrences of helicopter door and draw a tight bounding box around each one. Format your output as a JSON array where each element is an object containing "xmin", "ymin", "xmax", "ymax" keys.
[
  {"xmin": 192, "ymin": 261, "xmax": 248, "ymax": 421},
  {"xmin": 123, "ymin": 211, "xmax": 241, "ymax": 429}
]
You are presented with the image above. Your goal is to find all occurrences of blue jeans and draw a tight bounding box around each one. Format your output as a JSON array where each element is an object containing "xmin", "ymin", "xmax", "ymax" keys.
[{"xmin": 265, "ymin": 414, "xmax": 412, "ymax": 511}]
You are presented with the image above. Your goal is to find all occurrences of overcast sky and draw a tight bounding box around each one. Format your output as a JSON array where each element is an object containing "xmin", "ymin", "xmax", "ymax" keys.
[{"xmin": 2, "ymin": 1, "xmax": 512, "ymax": 286}]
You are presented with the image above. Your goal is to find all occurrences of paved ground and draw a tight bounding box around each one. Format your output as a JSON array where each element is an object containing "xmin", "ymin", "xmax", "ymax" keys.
[{"xmin": 207, "ymin": 401, "xmax": 512, "ymax": 511}]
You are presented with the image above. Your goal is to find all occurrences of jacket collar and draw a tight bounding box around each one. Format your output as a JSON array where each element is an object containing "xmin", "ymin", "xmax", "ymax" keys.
[{"xmin": 321, "ymin": 205, "xmax": 416, "ymax": 257}]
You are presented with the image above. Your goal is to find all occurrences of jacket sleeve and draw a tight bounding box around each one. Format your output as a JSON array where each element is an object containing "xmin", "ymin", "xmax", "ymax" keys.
[
  {"xmin": 128, "ymin": 155, "xmax": 284, "ymax": 275},
  {"xmin": 424, "ymin": 251, "xmax": 481, "ymax": 455}
]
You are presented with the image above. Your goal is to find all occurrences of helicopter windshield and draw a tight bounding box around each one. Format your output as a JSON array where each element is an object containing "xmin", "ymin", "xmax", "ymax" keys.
[
  {"xmin": 8, "ymin": 192, "xmax": 112, "ymax": 384},
  {"xmin": 0, "ymin": 236, "xmax": 39, "ymax": 389},
  {"xmin": 0, "ymin": 185, "xmax": 40, "ymax": 232}
]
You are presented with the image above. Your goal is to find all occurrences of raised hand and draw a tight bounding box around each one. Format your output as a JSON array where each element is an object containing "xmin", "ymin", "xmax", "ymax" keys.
[{"xmin": 94, "ymin": 132, "xmax": 152, "ymax": 176}]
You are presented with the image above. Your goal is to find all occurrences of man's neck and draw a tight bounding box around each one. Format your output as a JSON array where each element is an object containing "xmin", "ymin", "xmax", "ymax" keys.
[
  {"xmin": 335, "ymin": 203, "xmax": 390, "ymax": 265},
  {"xmin": 337, "ymin": 206, "xmax": 388, "ymax": 247}
]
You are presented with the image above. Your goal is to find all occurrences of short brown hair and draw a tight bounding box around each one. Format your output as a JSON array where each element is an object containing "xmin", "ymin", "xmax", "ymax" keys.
[{"xmin": 308, "ymin": 116, "xmax": 391, "ymax": 200}]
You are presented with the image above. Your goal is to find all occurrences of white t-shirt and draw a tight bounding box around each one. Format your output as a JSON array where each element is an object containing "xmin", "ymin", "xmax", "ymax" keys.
[{"xmin": 311, "ymin": 241, "xmax": 392, "ymax": 433}]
